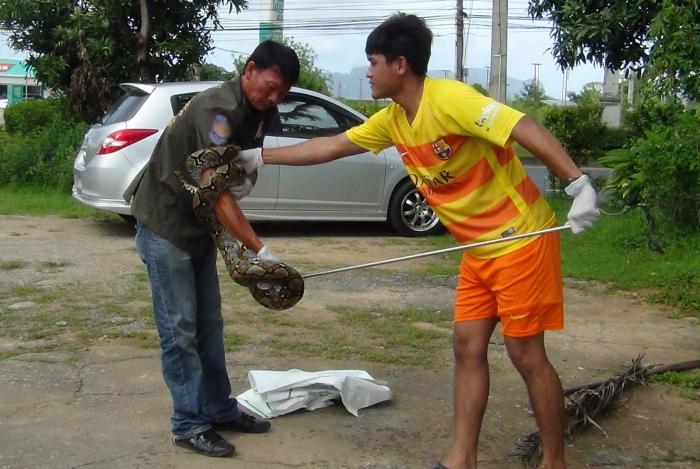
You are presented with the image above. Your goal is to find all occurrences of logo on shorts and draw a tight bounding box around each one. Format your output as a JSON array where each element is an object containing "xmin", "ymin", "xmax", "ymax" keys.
[
  {"xmin": 431, "ymin": 139, "xmax": 452, "ymax": 160},
  {"xmin": 509, "ymin": 313, "xmax": 530, "ymax": 320}
]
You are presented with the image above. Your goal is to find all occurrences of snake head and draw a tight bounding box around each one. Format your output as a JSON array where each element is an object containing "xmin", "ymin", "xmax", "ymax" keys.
[
  {"xmin": 223, "ymin": 144, "xmax": 242, "ymax": 162},
  {"xmin": 248, "ymin": 269, "xmax": 305, "ymax": 310}
]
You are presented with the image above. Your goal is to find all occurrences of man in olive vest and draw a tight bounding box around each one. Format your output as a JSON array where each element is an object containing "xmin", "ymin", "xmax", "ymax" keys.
[{"xmin": 131, "ymin": 40, "xmax": 299, "ymax": 458}]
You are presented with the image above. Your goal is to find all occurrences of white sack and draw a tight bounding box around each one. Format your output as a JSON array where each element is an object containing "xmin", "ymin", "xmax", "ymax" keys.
[{"xmin": 236, "ymin": 369, "xmax": 391, "ymax": 418}]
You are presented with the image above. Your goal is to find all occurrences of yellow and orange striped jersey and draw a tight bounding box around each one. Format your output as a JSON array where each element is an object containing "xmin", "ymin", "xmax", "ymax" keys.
[{"xmin": 346, "ymin": 78, "xmax": 555, "ymax": 258}]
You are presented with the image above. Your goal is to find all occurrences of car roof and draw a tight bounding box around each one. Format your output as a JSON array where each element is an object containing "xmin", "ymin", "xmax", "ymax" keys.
[
  {"xmin": 119, "ymin": 81, "xmax": 330, "ymax": 100},
  {"xmin": 119, "ymin": 81, "xmax": 221, "ymax": 95},
  {"xmin": 117, "ymin": 81, "xmax": 367, "ymax": 121}
]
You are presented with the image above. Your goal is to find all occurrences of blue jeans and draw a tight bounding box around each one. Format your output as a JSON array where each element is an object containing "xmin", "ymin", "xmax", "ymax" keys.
[{"xmin": 135, "ymin": 224, "xmax": 240, "ymax": 438}]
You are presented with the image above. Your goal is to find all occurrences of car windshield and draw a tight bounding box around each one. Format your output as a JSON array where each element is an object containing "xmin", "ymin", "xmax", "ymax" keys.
[{"xmin": 99, "ymin": 90, "xmax": 149, "ymax": 125}]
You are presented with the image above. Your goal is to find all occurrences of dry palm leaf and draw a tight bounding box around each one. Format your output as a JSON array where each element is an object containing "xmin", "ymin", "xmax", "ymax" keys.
[{"xmin": 516, "ymin": 355, "xmax": 700, "ymax": 467}]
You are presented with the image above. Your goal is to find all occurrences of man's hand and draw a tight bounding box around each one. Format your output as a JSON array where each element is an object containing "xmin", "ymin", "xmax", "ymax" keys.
[
  {"xmin": 564, "ymin": 175, "xmax": 600, "ymax": 234},
  {"xmin": 227, "ymin": 176, "xmax": 253, "ymax": 200},
  {"xmin": 234, "ymin": 148, "xmax": 264, "ymax": 176},
  {"xmin": 205, "ymin": 162, "xmax": 255, "ymax": 200}
]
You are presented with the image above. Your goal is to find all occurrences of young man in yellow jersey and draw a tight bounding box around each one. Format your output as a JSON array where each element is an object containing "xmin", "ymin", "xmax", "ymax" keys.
[{"xmin": 233, "ymin": 13, "xmax": 598, "ymax": 469}]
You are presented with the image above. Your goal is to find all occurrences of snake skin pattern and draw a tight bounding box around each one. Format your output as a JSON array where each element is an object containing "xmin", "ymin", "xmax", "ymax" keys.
[{"xmin": 177, "ymin": 145, "xmax": 304, "ymax": 310}]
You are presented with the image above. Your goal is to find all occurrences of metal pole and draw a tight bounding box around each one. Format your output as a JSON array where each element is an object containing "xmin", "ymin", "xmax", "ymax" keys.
[
  {"xmin": 532, "ymin": 62, "xmax": 541, "ymax": 88},
  {"xmin": 302, "ymin": 225, "xmax": 570, "ymax": 279},
  {"xmin": 489, "ymin": 0, "xmax": 508, "ymax": 102},
  {"xmin": 456, "ymin": 0, "xmax": 464, "ymax": 82}
]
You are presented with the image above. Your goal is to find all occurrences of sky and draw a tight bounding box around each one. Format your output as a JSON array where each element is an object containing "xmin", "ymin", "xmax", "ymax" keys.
[
  {"xmin": 206, "ymin": 0, "xmax": 605, "ymax": 99},
  {"xmin": 0, "ymin": 0, "xmax": 605, "ymax": 99}
]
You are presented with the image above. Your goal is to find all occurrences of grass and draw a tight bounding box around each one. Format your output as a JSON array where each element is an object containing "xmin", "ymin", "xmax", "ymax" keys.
[
  {"xmin": 644, "ymin": 449, "xmax": 700, "ymax": 464},
  {"xmin": 37, "ymin": 260, "xmax": 73, "ymax": 271},
  {"xmin": 0, "ymin": 260, "xmax": 26, "ymax": 270},
  {"xmin": 649, "ymin": 370, "xmax": 700, "ymax": 400},
  {"xmin": 416, "ymin": 195, "xmax": 699, "ymax": 318},
  {"xmin": 0, "ymin": 187, "xmax": 697, "ymax": 375},
  {"xmin": 4, "ymin": 185, "xmax": 696, "ymax": 318},
  {"xmin": 0, "ymin": 271, "xmax": 155, "ymax": 355},
  {"xmin": 0, "ymin": 184, "xmax": 117, "ymax": 220},
  {"xmin": 550, "ymin": 197, "xmax": 700, "ymax": 317},
  {"xmin": 263, "ymin": 305, "xmax": 453, "ymax": 367}
]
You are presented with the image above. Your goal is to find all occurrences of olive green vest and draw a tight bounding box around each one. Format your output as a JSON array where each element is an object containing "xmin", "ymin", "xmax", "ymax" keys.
[{"xmin": 131, "ymin": 77, "xmax": 277, "ymax": 257}]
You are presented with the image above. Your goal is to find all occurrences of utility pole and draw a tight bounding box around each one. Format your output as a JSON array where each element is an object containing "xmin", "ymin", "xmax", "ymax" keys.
[
  {"xmin": 358, "ymin": 78, "xmax": 363, "ymax": 100},
  {"xmin": 601, "ymin": 68, "xmax": 622, "ymax": 127},
  {"xmin": 626, "ymin": 75, "xmax": 635, "ymax": 108},
  {"xmin": 455, "ymin": 0, "xmax": 464, "ymax": 82},
  {"xmin": 489, "ymin": 0, "xmax": 508, "ymax": 102},
  {"xmin": 532, "ymin": 62, "xmax": 541, "ymax": 88},
  {"xmin": 260, "ymin": 0, "xmax": 284, "ymax": 42}
]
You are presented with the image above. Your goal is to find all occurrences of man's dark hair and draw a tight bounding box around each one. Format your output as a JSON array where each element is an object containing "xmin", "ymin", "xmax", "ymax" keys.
[
  {"xmin": 246, "ymin": 40, "xmax": 300, "ymax": 84},
  {"xmin": 365, "ymin": 13, "xmax": 433, "ymax": 77}
]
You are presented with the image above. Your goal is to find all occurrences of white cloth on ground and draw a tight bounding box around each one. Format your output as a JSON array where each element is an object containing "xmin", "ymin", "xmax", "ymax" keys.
[{"xmin": 236, "ymin": 369, "xmax": 392, "ymax": 418}]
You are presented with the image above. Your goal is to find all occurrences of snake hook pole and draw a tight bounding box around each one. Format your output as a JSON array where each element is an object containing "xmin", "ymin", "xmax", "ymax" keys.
[{"xmin": 302, "ymin": 224, "xmax": 571, "ymax": 279}]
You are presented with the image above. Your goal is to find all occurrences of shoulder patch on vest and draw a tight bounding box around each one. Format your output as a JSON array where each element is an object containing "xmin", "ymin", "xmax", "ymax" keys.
[{"xmin": 210, "ymin": 114, "xmax": 231, "ymax": 145}]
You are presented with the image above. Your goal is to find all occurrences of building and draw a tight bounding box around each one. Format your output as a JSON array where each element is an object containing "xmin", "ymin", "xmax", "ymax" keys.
[{"xmin": 0, "ymin": 58, "xmax": 46, "ymax": 110}]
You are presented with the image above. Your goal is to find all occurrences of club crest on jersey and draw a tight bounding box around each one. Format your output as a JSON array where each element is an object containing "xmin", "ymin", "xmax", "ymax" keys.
[{"xmin": 431, "ymin": 139, "xmax": 452, "ymax": 160}]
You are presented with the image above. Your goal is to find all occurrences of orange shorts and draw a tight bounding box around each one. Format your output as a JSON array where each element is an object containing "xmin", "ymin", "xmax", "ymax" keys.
[{"xmin": 454, "ymin": 233, "xmax": 563, "ymax": 337}]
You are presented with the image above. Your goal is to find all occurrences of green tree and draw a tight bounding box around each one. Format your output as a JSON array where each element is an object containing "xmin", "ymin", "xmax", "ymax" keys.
[
  {"xmin": 470, "ymin": 83, "xmax": 489, "ymax": 96},
  {"xmin": 283, "ymin": 37, "xmax": 331, "ymax": 95},
  {"xmin": 517, "ymin": 80, "xmax": 549, "ymax": 104},
  {"xmin": 528, "ymin": 0, "xmax": 700, "ymax": 100},
  {"xmin": 0, "ymin": 0, "xmax": 248, "ymax": 122},
  {"xmin": 198, "ymin": 63, "xmax": 234, "ymax": 81},
  {"xmin": 568, "ymin": 82, "xmax": 601, "ymax": 107},
  {"xmin": 510, "ymin": 81, "xmax": 550, "ymax": 121}
]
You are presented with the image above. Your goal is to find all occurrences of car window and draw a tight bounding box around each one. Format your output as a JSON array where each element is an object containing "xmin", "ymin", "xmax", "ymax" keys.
[
  {"xmin": 273, "ymin": 95, "xmax": 362, "ymax": 139},
  {"xmin": 100, "ymin": 91, "xmax": 149, "ymax": 125},
  {"xmin": 170, "ymin": 93, "xmax": 199, "ymax": 115}
]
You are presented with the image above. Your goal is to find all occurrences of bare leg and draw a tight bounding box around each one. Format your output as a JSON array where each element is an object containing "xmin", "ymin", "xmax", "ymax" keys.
[
  {"xmin": 440, "ymin": 318, "xmax": 498, "ymax": 469},
  {"xmin": 505, "ymin": 333, "xmax": 566, "ymax": 469}
]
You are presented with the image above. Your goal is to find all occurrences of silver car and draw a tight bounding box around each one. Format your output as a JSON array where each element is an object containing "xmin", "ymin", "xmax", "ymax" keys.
[{"xmin": 72, "ymin": 82, "xmax": 442, "ymax": 236}]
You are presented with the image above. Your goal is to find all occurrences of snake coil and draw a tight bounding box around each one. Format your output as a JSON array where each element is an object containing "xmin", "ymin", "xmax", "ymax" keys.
[{"xmin": 177, "ymin": 145, "xmax": 304, "ymax": 310}]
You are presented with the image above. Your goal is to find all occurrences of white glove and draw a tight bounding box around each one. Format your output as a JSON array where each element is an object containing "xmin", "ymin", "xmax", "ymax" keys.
[
  {"xmin": 256, "ymin": 244, "xmax": 279, "ymax": 262},
  {"xmin": 209, "ymin": 162, "xmax": 254, "ymax": 200},
  {"xmin": 234, "ymin": 148, "xmax": 264, "ymax": 176},
  {"xmin": 564, "ymin": 175, "xmax": 600, "ymax": 234}
]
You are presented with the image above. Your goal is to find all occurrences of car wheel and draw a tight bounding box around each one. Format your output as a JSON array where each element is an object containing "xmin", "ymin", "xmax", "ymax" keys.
[{"xmin": 388, "ymin": 179, "xmax": 443, "ymax": 237}]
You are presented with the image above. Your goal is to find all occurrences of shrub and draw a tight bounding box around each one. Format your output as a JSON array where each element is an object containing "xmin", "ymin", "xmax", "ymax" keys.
[
  {"xmin": 601, "ymin": 110, "xmax": 699, "ymax": 232},
  {"xmin": 341, "ymin": 99, "xmax": 390, "ymax": 117},
  {"xmin": 0, "ymin": 97, "xmax": 87, "ymax": 191},
  {"xmin": 509, "ymin": 97, "xmax": 550, "ymax": 123},
  {"xmin": 543, "ymin": 101, "xmax": 606, "ymax": 166},
  {"xmin": 599, "ymin": 126, "xmax": 634, "ymax": 151},
  {"xmin": 3, "ymin": 98, "xmax": 63, "ymax": 135},
  {"xmin": 624, "ymin": 95, "xmax": 684, "ymax": 138},
  {"xmin": 632, "ymin": 111, "xmax": 699, "ymax": 231}
]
